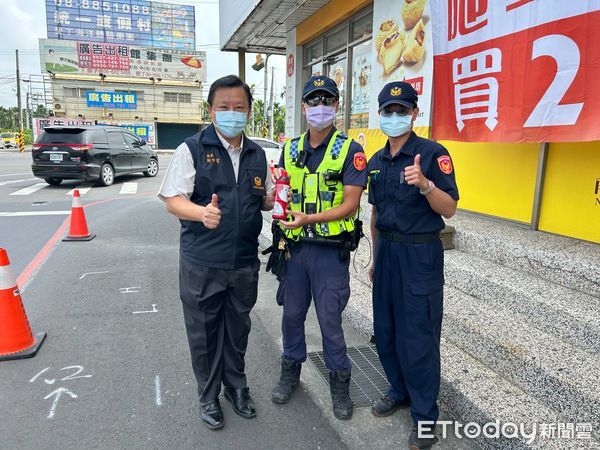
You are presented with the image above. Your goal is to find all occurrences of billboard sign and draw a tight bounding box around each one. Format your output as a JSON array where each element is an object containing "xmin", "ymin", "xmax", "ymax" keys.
[
  {"xmin": 46, "ymin": 0, "xmax": 195, "ymax": 50},
  {"xmin": 368, "ymin": 0, "xmax": 434, "ymax": 130},
  {"xmin": 33, "ymin": 117, "xmax": 96, "ymax": 141},
  {"xmin": 431, "ymin": 1, "xmax": 600, "ymax": 142},
  {"xmin": 40, "ymin": 38, "xmax": 206, "ymax": 81},
  {"xmin": 86, "ymin": 91, "xmax": 137, "ymax": 109}
]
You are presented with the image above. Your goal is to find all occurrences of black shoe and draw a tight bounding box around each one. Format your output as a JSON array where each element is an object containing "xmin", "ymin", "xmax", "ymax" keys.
[
  {"xmin": 223, "ymin": 387, "xmax": 256, "ymax": 419},
  {"xmin": 272, "ymin": 357, "xmax": 301, "ymax": 404},
  {"xmin": 200, "ymin": 400, "xmax": 224, "ymax": 430},
  {"xmin": 409, "ymin": 426, "xmax": 439, "ymax": 449},
  {"xmin": 329, "ymin": 369, "xmax": 353, "ymax": 420},
  {"xmin": 371, "ymin": 395, "xmax": 411, "ymax": 417}
]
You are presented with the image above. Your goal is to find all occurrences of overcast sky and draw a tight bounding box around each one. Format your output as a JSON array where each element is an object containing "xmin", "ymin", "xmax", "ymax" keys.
[{"xmin": 0, "ymin": 0, "xmax": 286, "ymax": 109}]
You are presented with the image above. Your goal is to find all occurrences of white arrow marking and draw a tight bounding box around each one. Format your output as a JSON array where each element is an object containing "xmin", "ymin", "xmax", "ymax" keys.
[
  {"xmin": 133, "ymin": 304, "xmax": 158, "ymax": 314},
  {"xmin": 44, "ymin": 387, "xmax": 78, "ymax": 419},
  {"xmin": 79, "ymin": 271, "xmax": 109, "ymax": 280},
  {"xmin": 44, "ymin": 378, "xmax": 56, "ymax": 385}
]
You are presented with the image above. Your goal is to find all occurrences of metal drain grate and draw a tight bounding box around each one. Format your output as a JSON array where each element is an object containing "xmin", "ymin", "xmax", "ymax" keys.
[{"xmin": 308, "ymin": 345, "xmax": 389, "ymax": 407}]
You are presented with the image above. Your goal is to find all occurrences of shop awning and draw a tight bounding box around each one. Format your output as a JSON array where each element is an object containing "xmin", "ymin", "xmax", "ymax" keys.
[{"xmin": 219, "ymin": 0, "xmax": 328, "ymax": 54}]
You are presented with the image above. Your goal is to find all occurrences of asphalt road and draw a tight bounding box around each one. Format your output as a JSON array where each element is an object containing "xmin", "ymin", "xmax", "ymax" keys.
[{"xmin": 0, "ymin": 152, "xmax": 344, "ymax": 449}]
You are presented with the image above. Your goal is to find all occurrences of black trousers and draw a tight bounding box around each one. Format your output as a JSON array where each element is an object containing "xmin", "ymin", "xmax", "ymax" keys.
[{"xmin": 179, "ymin": 256, "xmax": 259, "ymax": 404}]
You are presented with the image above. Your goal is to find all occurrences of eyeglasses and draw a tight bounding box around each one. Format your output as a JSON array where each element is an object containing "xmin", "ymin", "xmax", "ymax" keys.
[
  {"xmin": 379, "ymin": 106, "xmax": 412, "ymax": 117},
  {"xmin": 304, "ymin": 95, "xmax": 338, "ymax": 107}
]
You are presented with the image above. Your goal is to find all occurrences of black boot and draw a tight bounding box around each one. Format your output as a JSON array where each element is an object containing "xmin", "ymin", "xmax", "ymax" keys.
[
  {"xmin": 329, "ymin": 369, "xmax": 353, "ymax": 420},
  {"xmin": 409, "ymin": 425, "xmax": 439, "ymax": 449},
  {"xmin": 271, "ymin": 357, "xmax": 301, "ymax": 404}
]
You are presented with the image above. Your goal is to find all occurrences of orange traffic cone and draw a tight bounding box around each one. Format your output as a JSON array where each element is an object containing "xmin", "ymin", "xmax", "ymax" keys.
[
  {"xmin": 63, "ymin": 189, "xmax": 95, "ymax": 241},
  {"xmin": 0, "ymin": 248, "xmax": 46, "ymax": 361}
]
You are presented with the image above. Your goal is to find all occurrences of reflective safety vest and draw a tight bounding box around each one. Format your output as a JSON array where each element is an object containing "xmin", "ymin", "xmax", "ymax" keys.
[{"xmin": 282, "ymin": 130, "xmax": 357, "ymax": 241}]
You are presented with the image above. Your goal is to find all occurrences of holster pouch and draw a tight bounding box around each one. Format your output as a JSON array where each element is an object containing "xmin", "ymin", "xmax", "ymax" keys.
[{"xmin": 262, "ymin": 222, "xmax": 289, "ymax": 281}]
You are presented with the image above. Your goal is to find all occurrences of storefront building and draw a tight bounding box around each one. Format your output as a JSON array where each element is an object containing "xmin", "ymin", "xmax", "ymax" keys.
[{"xmin": 220, "ymin": 0, "xmax": 599, "ymax": 244}]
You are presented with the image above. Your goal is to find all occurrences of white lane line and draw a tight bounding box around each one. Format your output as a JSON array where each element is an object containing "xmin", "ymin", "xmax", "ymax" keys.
[
  {"xmin": 0, "ymin": 211, "xmax": 70, "ymax": 217},
  {"xmin": 0, "ymin": 172, "xmax": 31, "ymax": 178},
  {"xmin": 119, "ymin": 182, "xmax": 137, "ymax": 195},
  {"xmin": 155, "ymin": 375, "xmax": 162, "ymax": 406},
  {"xmin": 0, "ymin": 178, "xmax": 37, "ymax": 186},
  {"xmin": 66, "ymin": 187, "xmax": 91, "ymax": 196},
  {"xmin": 10, "ymin": 183, "xmax": 48, "ymax": 196}
]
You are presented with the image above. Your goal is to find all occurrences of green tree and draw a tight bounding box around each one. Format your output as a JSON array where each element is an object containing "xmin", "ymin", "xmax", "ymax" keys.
[{"xmin": 32, "ymin": 104, "xmax": 50, "ymax": 117}]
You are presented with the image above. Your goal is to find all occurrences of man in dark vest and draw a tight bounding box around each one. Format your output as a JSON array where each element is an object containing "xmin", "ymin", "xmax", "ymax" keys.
[{"xmin": 158, "ymin": 75, "xmax": 274, "ymax": 430}]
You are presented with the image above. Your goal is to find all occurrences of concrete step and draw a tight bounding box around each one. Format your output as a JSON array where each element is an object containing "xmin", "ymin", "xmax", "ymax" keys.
[
  {"xmin": 445, "ymin": 250, "xmax": 600, "ymax": 354},
  {"xmin": 446, "ymin": 213, "xmax": 600, "ymax": 298},
  {"xmin": 440, "ymin": 338, "xmax": 566, "ymax": 449},
  {"xmin": 443, "ymin": 286, "xmax": 600, "ymax": 437}
]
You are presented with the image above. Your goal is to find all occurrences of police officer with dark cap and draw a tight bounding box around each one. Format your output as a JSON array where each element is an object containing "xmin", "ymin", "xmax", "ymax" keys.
[
  {"xmin": 367, "ymin": 81, "xmax": 458, "ymax": 449},
  {"xmin": 158, "ymin": 75, "xmax": 275, "ymax": 430},
  {"xmin": 269, "ymin": 75, "xmax": 367, "ymax": 419}
]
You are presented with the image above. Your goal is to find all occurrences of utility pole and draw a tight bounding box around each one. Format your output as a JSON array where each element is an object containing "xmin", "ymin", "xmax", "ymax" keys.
[
  {"xmin": 263, "ymin": 54, "xmax": 271, "ymax": 131},
  {"xmin": 269, "ymin": 66, "xmax": 275, "ymax": 141},
  {"xmin": 15, "ymin": 49, "xmax": 22, "ymax": 130}
]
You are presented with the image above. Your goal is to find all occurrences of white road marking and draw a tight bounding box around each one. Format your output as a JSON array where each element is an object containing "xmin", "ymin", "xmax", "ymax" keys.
[
  {"xmin": 119, "ymin": 286, "xmax": 141, "ymax": 294},
  {"xmin": 10, "ymin": 183, "xmax": 48, "ymax": 196},
  {"xmin": 66, "ymin": 187, "xmax": 91, "ymax": 196},
  {"xmin": 0, "ymin": 211, "xmax": 70, "ymax": 217},
  {"xmin": 119, "ymin": 182, "xmax": 137, "ymax": 195},
  {"xmin": 29, "ymin": 367, "xmax": 50, "ymax": 383},
  {"xmin": 0, "ymin": 178, "xmax": 37, "ymax": 186},
  {"xmin": 155, "ymin": 375, "xmax": 162, "ymax": 406},
  {"xmin": 79, "ymin": 271, "xmax": 109, "ymax": 280},
  {"xmin": 0, "ymin": 172, "xmax": 31, "ymax": 178},
  {"xmin": 133, "ymin": 304, "xmax": 158, "ymax": 314},
  {"xmin": 44, "ymin": 387, "xmax": 77, "ymax": 419}
]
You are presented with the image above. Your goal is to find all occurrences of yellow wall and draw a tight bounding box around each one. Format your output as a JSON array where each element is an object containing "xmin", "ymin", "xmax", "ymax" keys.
[
  {"xmin": 297, "ymin": 0, "xmax": 373, "ymax": 45},
  {"xmin": 538, "ymin": 141, "xmax": 600, "ymax": 243},
  {"xmin": 297, "ymin": 1, "xmax": 599, "ymax": 242},
  {"xmin": 439, "ymin": 141, "xmax": 539, "ymax": 223}
]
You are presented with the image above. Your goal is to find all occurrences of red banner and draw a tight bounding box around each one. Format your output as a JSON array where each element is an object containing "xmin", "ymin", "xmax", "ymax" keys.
[{"xmin": 431, "ymin": 1, "xmax": 600, "ymax": 142}]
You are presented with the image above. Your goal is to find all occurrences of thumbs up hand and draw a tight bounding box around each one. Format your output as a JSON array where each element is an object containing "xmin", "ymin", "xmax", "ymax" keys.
[
  {"xmin": 404, "ymin": 153, "xmax": 428, "ymax": 191},
  {"xmin": 202, "ymin": 193, "xmax": 221, "ymax": 229}
]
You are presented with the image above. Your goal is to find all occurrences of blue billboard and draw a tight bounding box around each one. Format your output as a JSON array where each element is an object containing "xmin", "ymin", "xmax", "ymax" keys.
[
  {"xmin": 86, "ymin": 91, "xmax": 137, "ymax": 109},
  {"xmin": 46, "ymin": 0, "xmax": 195, "ymax": 50}
]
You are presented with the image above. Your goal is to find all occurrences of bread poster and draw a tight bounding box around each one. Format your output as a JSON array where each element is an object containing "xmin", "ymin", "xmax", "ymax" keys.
[{"xmin": 368, "ymin": 0, "xmax": 433, "ymax": 130}]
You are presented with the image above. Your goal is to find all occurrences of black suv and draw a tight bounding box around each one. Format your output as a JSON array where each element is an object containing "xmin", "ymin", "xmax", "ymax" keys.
[{"xmin": 32, "ymin": 125, "xmax": 159, "ymax": 186}]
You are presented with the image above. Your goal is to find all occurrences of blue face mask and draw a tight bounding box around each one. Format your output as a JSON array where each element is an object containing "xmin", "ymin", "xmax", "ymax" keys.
[
  {"xmin": 215, "ymin": 111, "xmax": 248, "ymax": 138},
  {"xmin": 379, "ymin": 113, "xmax": 413, "ymax": 137}
]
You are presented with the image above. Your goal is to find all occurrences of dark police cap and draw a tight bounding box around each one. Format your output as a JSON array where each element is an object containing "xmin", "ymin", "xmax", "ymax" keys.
[
  {"xmin": 378, "ymin": 81, "xmax": 418, "ymax": 110},
  {"xmin": 302, "ymin": 76, "xmax": 339, "ymax": 99}
]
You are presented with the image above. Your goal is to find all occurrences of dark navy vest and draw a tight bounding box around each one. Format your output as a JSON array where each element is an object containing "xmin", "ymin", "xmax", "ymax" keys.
[{"xmin": 180, "ymin": 125, "xmax": 267, "ymax": 269}]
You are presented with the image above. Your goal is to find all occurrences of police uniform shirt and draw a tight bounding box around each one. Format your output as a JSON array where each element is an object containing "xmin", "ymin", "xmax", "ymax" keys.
[
  {"xmin": 158, "ymin": 132, "xmax": 274, "ymax": 201},
  {"xmin": 278, "ymin": 128, "xmax": 368, "ymax": 188},
  {"xmin": 367, "ymin": 131, "xmax": 459, "ymax": 234}
]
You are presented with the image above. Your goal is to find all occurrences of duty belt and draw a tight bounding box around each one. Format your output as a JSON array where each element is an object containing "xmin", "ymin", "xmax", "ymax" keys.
[{"xmin": 378, "ymin": 230, "xmax": 440, "ymax": 244}]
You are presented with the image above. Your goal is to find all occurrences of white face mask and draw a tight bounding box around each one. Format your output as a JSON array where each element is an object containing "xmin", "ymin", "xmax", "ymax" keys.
[
  {"xmin": 379, "ymin": 113, "xmax": 413, "ymax": 137},
  {"xmin": 305, "ymin": 105, "xmax": 336, "ymax": 130}
]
